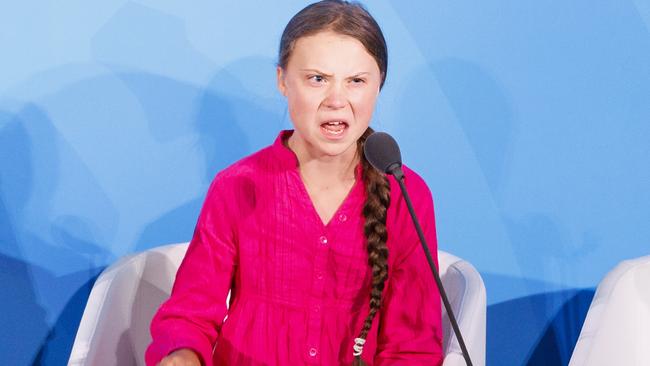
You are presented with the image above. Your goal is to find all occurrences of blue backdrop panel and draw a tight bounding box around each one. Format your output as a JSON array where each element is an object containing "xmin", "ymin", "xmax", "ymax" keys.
[{"xmin": 1, "ymin": 1, "xmax": 648, "ymax": 365}]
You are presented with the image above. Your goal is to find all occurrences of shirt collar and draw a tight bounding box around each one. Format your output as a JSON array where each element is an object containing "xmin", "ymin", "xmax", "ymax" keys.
[{"xmin": 271, "ymin": 130, "xmax": 299, "ymax": 169}]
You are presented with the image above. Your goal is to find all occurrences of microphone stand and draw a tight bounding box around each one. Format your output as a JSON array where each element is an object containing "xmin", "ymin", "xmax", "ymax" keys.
[{"xmin": 389, "ymin": 165, "xmax": 474, "ymax": 366}]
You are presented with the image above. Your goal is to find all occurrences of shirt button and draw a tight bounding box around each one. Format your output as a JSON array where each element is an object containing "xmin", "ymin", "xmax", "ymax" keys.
[
  {"xmin": 309, "ymin": 347, "xmax": 318, "ymax": 357},
  {"xmin": 316, "ymin": 271, "xmax": 324, "ymax": 280},
  {"xmin": 314, "ymin": 305, "xmax": 320, "ymax": 313},
  {"xmin": 319, "ymin": 236, "xmax": 328, "ymax": 245},
  {"xmin": 338, "ymin": 213, "xmax": 348, "ymax": 222}
]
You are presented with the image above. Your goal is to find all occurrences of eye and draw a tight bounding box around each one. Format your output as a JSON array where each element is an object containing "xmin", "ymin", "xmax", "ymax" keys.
[
  {"xmin": 308, "ymin": 75, "xmax": 325, "ymax": 84},
  {"xmin": 351, "ymin": 77, "xmax": 366, "ymax": 84}
]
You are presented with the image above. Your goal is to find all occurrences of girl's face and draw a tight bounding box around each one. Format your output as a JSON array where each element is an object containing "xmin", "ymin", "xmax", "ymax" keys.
[{"xmin": 277, "ymin": 30, "xmax": 382, "ymax": 162}]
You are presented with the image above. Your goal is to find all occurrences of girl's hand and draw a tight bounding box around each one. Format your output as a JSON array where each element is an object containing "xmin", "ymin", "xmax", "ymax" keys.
[{"xmin": 158, "ymin": 348, "xmax": 201, "ymax": 366}]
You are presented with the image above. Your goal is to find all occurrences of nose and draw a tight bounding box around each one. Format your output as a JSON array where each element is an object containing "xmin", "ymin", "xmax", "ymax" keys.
[{"xmin": 322, "ymin": 82, "xmax": 346, "ymax": 110}]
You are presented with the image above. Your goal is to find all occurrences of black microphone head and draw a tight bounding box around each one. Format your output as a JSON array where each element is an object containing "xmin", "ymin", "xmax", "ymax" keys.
[{"xmin": 363, "ymin": 131, "xmax": 402, "ymax": 175}]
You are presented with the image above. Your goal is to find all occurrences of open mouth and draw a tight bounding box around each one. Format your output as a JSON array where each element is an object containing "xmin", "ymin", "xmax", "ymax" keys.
[{"xmin": 320, "ymin": 121, "xmax": 348, "ymax": 137}]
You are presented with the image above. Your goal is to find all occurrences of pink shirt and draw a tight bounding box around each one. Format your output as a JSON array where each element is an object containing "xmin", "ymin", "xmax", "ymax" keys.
[{"xmin": 146, "ymin": 130, "xmax": 443, "ymax": 365}]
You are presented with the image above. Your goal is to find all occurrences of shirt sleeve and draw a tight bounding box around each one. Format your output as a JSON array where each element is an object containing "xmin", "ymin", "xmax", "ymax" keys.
[
  {"xmin": 374, "ymin": 174, "xmax": 444, "ymax": 366},
  {"xmin": 145, "ymin": 175, "xmax": 237, "ymax": 366}
]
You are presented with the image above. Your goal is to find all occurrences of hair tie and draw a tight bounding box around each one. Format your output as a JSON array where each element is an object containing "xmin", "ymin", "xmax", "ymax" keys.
[{"xmin": 353, "ymin": 337, "xmax": 366, "ymax": 357}]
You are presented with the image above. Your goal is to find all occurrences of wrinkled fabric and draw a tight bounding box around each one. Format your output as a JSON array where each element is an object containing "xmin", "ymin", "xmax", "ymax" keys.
[{"xmin": 146, "ymin": 130, "xmax": 443, "ymax": 366}]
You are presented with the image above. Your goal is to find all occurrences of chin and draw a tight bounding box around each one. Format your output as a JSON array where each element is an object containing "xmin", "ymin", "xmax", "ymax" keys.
[{"xmin": 317, "ymin": 139, "xmax": 359, "ymax": 158}]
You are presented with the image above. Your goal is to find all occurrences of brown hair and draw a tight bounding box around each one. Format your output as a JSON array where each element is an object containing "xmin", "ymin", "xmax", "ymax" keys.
[
  {"xmin": 278, "ymin": 0, "xmax": 388, "ymax": 89},
  {"xmin": 278, "ymin": 2, "xmax": 390, "ymax": 365}
]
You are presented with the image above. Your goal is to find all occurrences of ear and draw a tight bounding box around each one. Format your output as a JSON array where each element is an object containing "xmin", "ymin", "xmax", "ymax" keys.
[{"xmin": 277, "ymin": 66, "xmax": 287, "ymax": 97}]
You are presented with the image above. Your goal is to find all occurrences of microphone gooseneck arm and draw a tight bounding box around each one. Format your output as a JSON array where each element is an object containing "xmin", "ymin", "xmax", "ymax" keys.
[
  {"xmin": 364, "ymin": 131, "xmax": 473, "ymax": 366},
  {"xmin": 392, "ymin": 170, "xmax": 473, "ymax": 366}
]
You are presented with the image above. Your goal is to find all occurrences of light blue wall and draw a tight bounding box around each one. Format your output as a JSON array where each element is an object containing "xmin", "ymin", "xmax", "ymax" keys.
[{"xmin": 1, "ymin": 1, "xmax": 648, "ymax": 365}]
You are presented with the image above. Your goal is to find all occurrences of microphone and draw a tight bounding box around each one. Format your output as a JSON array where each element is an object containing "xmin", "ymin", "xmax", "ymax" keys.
[
  {"xmin": 364, "ymin": 131, "xmax": 474, "ymax": 366},
  {"xmin": 363, "ymin": 132, "xmax": 404, "ymax": 181}
]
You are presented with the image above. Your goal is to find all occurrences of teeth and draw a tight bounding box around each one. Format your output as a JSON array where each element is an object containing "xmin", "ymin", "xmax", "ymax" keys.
[
  {"xmin": 321, "ymin": 120, "xmax": 346, "ymax": 136},
  {"xmin": 323, "ymin": 127, "xmax": 344, "ymax": 135}
]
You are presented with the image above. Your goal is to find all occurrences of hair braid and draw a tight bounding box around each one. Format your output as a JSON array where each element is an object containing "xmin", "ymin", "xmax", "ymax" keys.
[{"xmin": 352, "ymin": 127, "xmax": 391, "ymax": 366}]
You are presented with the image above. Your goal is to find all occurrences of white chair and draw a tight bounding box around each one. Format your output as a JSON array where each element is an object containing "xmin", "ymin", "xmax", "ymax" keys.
[
  {"xmin": 68, "ymin": 244, "xmax": 486, "ymax": 366},
  {"xmin": 569, "ymin": 255, "xmax": 650, "ymax": 366},
  {"xmin": 68, "ymin": 243, "xmax": 188, "ymax": 366},
  {"xmin": 438, "ymin": 251, "xmax": 486, "ymax": 366}
]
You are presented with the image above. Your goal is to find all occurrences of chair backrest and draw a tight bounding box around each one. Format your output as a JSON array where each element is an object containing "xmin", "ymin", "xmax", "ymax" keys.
[
  {"xmin": 569, "ymin": 255, "xmax": 650, "ymax": 366},
  {"xmin": 438, "ymin": 251, "xmax": 487, "ymax": 366},
  {"xmin": 69, "ymin": 244, "xmax": 486, "ymax": 366},
  {"xmin": 69, "ymin": 243, "xmax": 187, "ymax": 366}
]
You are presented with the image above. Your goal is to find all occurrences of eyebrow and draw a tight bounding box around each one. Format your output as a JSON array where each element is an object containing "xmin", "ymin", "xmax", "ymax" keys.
[{"xmin": 300, "ymin": 69, "xmax": 370, "ymax": 78}]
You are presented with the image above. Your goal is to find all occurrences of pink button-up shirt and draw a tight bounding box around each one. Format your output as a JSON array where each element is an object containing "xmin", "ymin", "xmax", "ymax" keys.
[{"xmin": 146, "ymin": 130, "xmax": 443, "ymax": 365}]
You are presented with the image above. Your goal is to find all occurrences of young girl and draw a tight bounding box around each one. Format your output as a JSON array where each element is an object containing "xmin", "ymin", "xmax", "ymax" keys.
[{"xmin": 146, "ymin": 1, "xmax": 443, "ymax": 365}]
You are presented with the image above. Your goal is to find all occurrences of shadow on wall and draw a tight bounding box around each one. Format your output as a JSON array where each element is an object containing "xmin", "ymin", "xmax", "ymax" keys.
[
  {"xmin": 32, "ymin": 271, "xmax": 103, "ymax": 365},
  {"xmin": 3, "ymin": 8, "xmax": 284, "ymax": 364},
  {"xmin": 92, "ymin": 0, "xmax": 283, "ymax": 253},
  {"xmin": 2, "ymin": 1, "xmax": 286, "ymax": 362},
  {"xmin": 420, "ymin": 57, "xmax": 599, "ymax": 366},
  {"xmin": 505, "ymin": 212, "xmax": 599, "ymax": 280},
  {"xmin": 0, "ymin": 60, "xmax": 283, "ymax": 364},
  {"xmin": 486, "ymin": 282, "xmax": 594, "ymax": 366},
  {"xmin": 132, "ymin": 56, "xmax": 284, "ymax": 253},
  {"xmin": 0, "ymin": 107, "xmax": 110, "ymax": 365},
  {"xmin": 0, "ymin": 252, "xmax": 48, "ymax": 366},
  {"xmin": 493, "ymin": 213, "xmax": 597, "ymax": 366},
  {"xmin": 430, "ymin": 58, "xmax": 515, "ymax": 200}
]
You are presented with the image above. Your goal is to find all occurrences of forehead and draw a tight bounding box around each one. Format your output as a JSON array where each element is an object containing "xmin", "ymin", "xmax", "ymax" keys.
[{"xmin": 287, "ymin": 31, "xmax": 380, "ymax": 73}]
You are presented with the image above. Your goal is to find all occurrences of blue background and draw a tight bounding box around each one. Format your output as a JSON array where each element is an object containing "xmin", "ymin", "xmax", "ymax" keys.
[{"xmin": 1, "ymin": 1, "xmax": 649, "ymax": 365}]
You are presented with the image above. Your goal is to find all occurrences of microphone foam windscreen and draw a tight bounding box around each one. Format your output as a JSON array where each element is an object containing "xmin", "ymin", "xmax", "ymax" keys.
[{"xmin": 363, "ymin": 131, "xmax": 402, "ymax": 173}]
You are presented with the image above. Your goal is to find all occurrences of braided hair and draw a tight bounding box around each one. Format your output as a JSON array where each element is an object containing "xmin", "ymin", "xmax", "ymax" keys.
[{"xmin": 352, "ymin": 127, "xmax": 391, "ymax": 366}]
